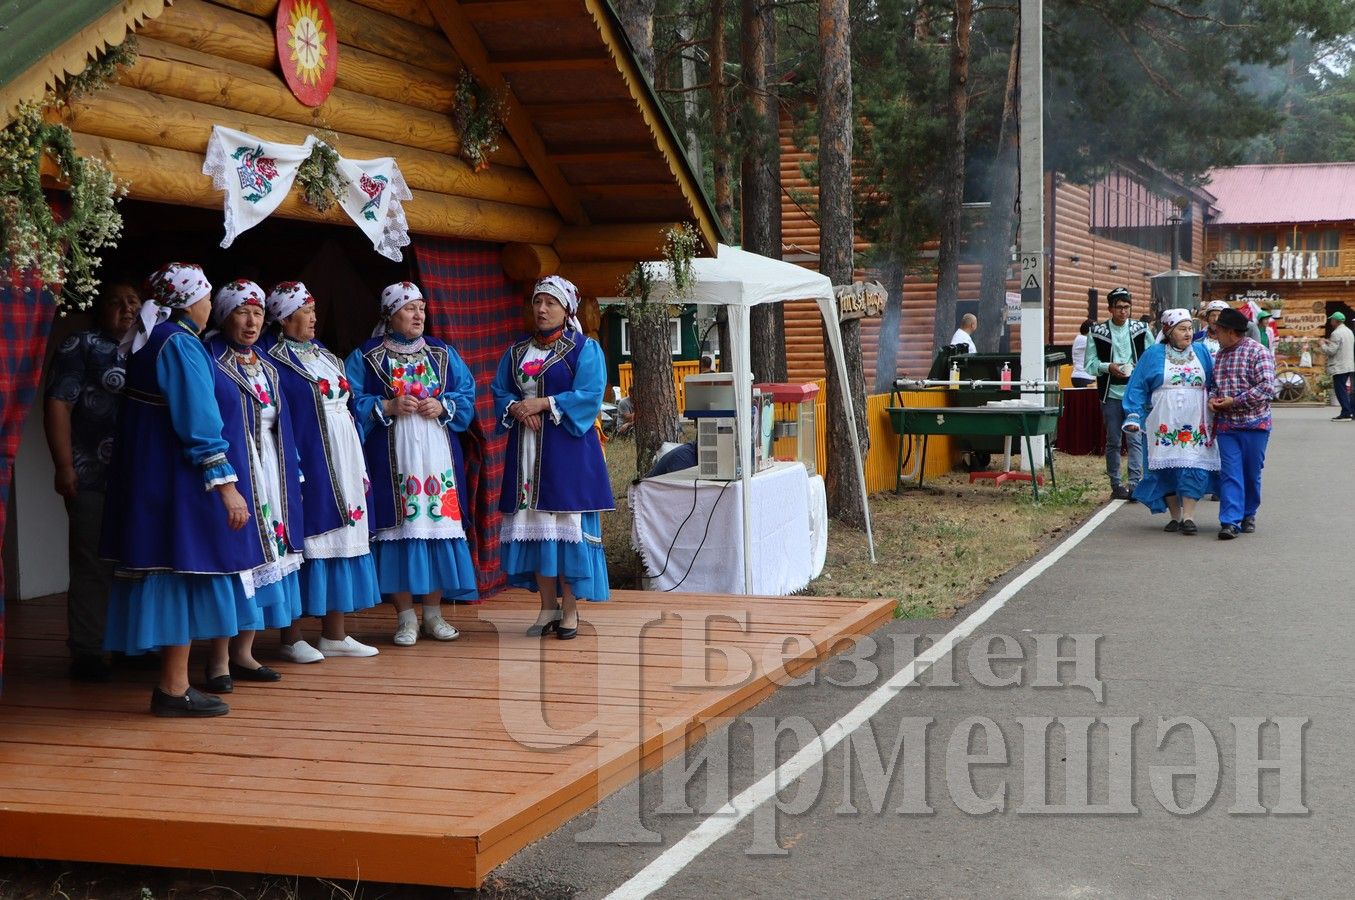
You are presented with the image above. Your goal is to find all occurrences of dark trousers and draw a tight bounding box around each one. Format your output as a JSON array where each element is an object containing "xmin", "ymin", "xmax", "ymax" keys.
[
  {"xmin": 1217, "ymin": 430, "xmax": 1269, "ymax": 527},
  {"xmin": 66, "ymin": 489, "xmax": 112, "ymax": 657},
  {"xmin": 1335, "ymin": 372, "xmax": 1353, "ymax": 417}
]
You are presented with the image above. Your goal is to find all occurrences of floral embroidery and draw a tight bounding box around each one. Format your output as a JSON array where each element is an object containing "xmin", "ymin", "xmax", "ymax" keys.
[
  {"xmin": 345, "ymin": 505, "xmax": 365, "ymax": 527},
  {"xmin": 520, "ymin": 358, "xmax": 545, "ymax": 380},
  {"xmin": 1156, "ymin": 423, "xmax": 1213, "ymax": 448},
  {"xmin": 359, "ymin": 172, "xmax": 389, "ymax": 221},
  {"xmin": 389, "ymin": 354, "xmax": 441, "ymax": 400},
  {"xmin": 261, "ymin": 502, "xmax": 287, "ymax": 556},
  {"xmin": 397, "ymin": 468, "xmax": 458, "ymax": 520},
  {"xmin": 517, "ymin": 478, "xmax": 532, "ymax": 510},
  {"xmin": 1168, "ymin": 365, "xmax": 1205, "ymax": 387},
  {"xmin": 232, "ymin": 144, "xmax": 279, "ymax": 204},
  {"xmin": 253, "ymin": 383, "xmax": 273, "ymax": 407}
]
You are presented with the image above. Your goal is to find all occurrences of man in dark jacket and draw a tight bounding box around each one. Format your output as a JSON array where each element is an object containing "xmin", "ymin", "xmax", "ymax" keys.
[{"xmin": 1083, "ymin": 287, "xmax": 1151, "ymax": 500}]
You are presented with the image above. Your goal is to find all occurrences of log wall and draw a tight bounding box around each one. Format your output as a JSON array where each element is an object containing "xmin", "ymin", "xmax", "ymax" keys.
[{"xmin": 65, "ymin": 0, "xmax": 566, "ymax": 247}]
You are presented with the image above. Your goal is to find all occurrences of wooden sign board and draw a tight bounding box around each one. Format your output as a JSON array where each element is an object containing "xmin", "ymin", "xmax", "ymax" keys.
[
  {"xmin": 1282, "ymin": 312, "xmax": 1327, "ymax": 333},
  {"xmin": 836, "ymin": 281, "xmax": 887, "ymax": 322}
]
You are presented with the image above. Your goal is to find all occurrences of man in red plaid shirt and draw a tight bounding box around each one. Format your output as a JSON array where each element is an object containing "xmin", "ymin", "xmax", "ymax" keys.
[{"xmin": 1209, "ymin": 307, "xmax": 1277, "ymax": 540}]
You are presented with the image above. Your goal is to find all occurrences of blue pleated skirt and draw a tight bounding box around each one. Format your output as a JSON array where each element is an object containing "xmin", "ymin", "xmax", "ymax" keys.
[
  {"xmin": 371, "ymin": 537, "xmax": 478, "ymax": 597},
  {"xmin": 104, "ymin": 572, "xmax": 257, "ymax": 655},
  {"xmin": 502, "ymin": 511, "xmax": 610, "ymax": 601},
  {"xmin": 1133, "ymin": 466, "xmax": 1220, "ymax": 515},
  {"xmin": 298, "ymin": 554, "xmax": 382, "ymax": 617},
  {"xmin": 255, "ymin": 571, "xmax": 303, "ymax": 629}
]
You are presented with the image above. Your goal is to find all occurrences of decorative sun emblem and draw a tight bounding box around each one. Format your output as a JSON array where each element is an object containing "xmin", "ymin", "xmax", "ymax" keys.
[
  {"xmin": 276, "ymin": 0, "xmax": 338, "ymax": 107},
  {"xmin": 288, "ymin": 0, "xmax": 327, "ymax": 85}
]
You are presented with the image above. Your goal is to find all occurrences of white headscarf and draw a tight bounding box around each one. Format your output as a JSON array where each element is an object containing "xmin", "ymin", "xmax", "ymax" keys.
[
  {"xmin": 1204, "ymin": 300, "xmax": 1230, "ymax": 313},
  {"xmin": 123, "ymin": 262, "xmax": 212, "ymax": 355},
  {"xmin": 265, "ymin": 281, "xmax": 313, "ymax": 325},
  {"xmin": 533, "ymin": 275, "xmax": 582, "ymax": 333},
  {"xmin": 1159, "ymin": 308, "xmax": 1192, "ymax": 343},
  {"xmin": 208, "ymin": 279, "xmax": 266, "ymax": 341},
  {"xmin": 374, "ymin": 281, "xmax": 423, "ymax": 337}
]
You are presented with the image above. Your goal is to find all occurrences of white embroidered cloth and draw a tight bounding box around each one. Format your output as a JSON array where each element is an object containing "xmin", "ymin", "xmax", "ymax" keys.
[
  {"xmin": 1145, "ymin": 346, "xmax": 1220, "ymax": 472},
  {"xmin": 204, "ymin": 126, "xmax": 316, "ymax": 248},
  {"xmin": 336, "ymin": 153, "xmax": 412, "ymax": 262}
]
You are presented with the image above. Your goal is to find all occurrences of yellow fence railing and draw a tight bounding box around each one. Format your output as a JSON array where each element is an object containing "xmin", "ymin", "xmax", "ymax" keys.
[{"xmin": 617, "ymin": 360, "xmax": 703, "ymax": 410}]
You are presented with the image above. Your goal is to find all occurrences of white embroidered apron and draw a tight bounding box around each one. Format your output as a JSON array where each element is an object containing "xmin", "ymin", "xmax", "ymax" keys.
[
  {"xmin": 1145, "ymin": 346, "xmax": 1220, "ymax": 472},
  {"xmin": 499, "ymin": 343, "xmax": 582, "ymax": 545}
]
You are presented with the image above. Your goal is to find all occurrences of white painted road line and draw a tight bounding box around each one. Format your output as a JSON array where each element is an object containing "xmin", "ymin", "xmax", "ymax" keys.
[{"xmin": 604, "ymin": 500, "xmax": 1126, "ymax": 900}]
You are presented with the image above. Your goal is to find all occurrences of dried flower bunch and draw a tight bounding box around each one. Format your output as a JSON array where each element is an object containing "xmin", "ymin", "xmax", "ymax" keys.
[
  {"xmin": 0, "ymin": 39, "xmax": 135, "ymax": 311},
  {"xmin": 452, "ymin": 71, "xmax": 509, "ymax": 172},
  {"xmin": 296, "ymin": 135, "xmax": 349, "ymax": 213}
]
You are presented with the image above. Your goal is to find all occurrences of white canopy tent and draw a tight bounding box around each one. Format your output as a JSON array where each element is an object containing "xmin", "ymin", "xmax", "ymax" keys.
[{"xmin": 605, "ymin": 243, "xmax": 876, "ymax": 593}]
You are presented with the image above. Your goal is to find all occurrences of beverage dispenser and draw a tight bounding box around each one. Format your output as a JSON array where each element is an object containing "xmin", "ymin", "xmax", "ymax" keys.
[{"xmin": 754, "ymin": 382, "xmax": 820, "ymax": 474}]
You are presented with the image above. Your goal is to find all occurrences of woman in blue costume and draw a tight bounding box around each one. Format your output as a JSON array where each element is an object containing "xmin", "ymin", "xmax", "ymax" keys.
[
  {"xmin": 345, "ymin": 281, "xmax": 478, "ymax": 647},
  {"xmin": 201, "ymin": 279, "xmax": 305, "ymax": 691},
  {"xmin": 491, "ymin": 276, "xmax": 612, "ymax": 641},
  {"xmin": 102, "ymin": 264, "xmax": 256, "ymax": 717},
  {"xmin": 262, "ymin": 281, "xmax": 380, "ymax": 664},
  {"xmin": 1123, "ymin": 308, "xmax": 1221, "ymax": 535}
]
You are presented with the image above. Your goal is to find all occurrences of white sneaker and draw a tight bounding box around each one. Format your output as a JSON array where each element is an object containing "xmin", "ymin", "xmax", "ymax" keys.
[
  {"xmin": 279, "ymin": 640, "xmax": 325, "ymax": 664},
  {"xmin": 421, "ymin": 616, "xmax": 460, "ymax": 641},
  {"xmin": 393, "ymin": 621, "xmax": 419, "ymax": 647},
  {"xmin": 318, "ymin": 635, "xmax": 379, "ymax": 658}
]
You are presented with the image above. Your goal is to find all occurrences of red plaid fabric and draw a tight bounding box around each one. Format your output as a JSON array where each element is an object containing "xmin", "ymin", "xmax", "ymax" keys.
[
  {"xmin": 0, "ymin": 269, "xmax": 60, "ymax": 687},
  {"xmin": 415, "ymin": 238, "xmax": 527, "ymax": 597}
]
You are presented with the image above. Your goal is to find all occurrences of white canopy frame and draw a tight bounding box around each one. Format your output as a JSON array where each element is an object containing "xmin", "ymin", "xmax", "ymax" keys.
[{"xmin": 607, "ymin": 243, "xmax": 876, "ymax": 593}]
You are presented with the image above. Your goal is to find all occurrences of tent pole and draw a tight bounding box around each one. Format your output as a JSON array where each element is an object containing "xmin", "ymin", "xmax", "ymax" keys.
[
  {"xmin": 816, "ymin": 297, "xmax": 876, "ymax": 562},
  {"xmin": 731, "ymin": 305, "xmax": 755, "ymax": 593}
]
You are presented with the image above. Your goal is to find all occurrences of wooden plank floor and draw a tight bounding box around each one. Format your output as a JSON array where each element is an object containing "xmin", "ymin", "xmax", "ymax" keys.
[{"xmin": 0, "ymin": 589, "xmax": 893, "ymax": 887}]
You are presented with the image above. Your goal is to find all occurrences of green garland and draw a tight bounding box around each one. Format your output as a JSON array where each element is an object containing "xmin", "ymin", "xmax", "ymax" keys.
[
  {"xmin": 296, "ymin": 137, "xmax": 349, "ymax": 213},
  {"xmin": 0, "ymin": 39, "xmax": 135, "ymax": 311},
  {"xmin": 452, "ymin": 71, "xmax": 509, "ymax": 171}
]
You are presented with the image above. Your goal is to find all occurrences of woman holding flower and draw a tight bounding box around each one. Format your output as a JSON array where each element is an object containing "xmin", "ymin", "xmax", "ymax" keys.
[
  {"xmin": 491, "ymin": 276, "xmax": 612, "ymax": 640},
  {"xmin": 202, "ymin": 279, "xmax": 305, "ymax": 690},
  {"xmin": 1122, "ymin": 308, "xmax": 1220, "ymax": 534},
  {"xmin": 263, "ymin": 282, "xmax": 381, "ymax": 663},
  {"xmin": 345, "ymin": 282, "xmax": 477, "ymax": 646}
]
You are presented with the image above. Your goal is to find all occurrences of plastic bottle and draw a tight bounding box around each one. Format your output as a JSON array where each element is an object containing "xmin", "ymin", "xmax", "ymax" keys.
[
  {"xmin": 949, "ymin": 360, "xmax": 960, "ymax": 390},
  {"xmin": 1000, "ymin": 361, "xmax": 1012, "ymax": 391}
]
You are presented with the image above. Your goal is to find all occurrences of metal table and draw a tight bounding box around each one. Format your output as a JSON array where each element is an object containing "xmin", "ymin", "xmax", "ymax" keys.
[{"xmin": 887, "ymin": 385, "xmax": 1063, "ymax": 500}]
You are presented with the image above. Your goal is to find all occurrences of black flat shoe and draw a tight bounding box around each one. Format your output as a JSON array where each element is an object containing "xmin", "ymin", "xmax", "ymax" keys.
[
  {"xmin": 203, "ymin": 670, "xmax": 233, "ymax": 694},
  {"xmin": 556, "ymin": 618, "xmax": 580, "ymax": 641},
  {"xmin": 1163, "ymin": 520, "xmax": 1181, "ymax": 533},
  {"xmin": 1180, "ymin": 519, "xmax": 1198, "ymax": 535},
  {"xmin": 1241, "ymin": 516, "xmax": 1256, "ymax": 534},
  {"xmin": 152, "ymin": 687, "xmax": 229, "ymax": 718},
  {"xmin": 228, "ymin": 662, "xmax": 282, "ymax": 682},
  {"xmin": 527, "ymin": 613, "xmax": 561, "ymax": 637},
  {"xmin": 1218, "ymin": 524, "xmax": 1239, "ymax": 540}
]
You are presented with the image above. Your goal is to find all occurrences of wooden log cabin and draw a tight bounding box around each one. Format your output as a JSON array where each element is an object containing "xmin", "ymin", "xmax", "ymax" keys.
[
  {"xmin": 777, "ymin": 111, "xmax": 1214, "ymax": 385},
  {"xmin": 1201, "ymin": 163, "xmax": 1355, "ymax": 348},
  {"xmin": 0, "ymin": 0, "xmax": 722, "ymax": 601}
]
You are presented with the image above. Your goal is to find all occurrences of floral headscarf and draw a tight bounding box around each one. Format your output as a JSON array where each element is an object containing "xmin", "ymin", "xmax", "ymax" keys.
[
  {"xmin": 212, "ymin": 279, "xmax": 267, "ymax": 327},
  {"xmin": 1159, "ymin": 308, "xmax": 1192, "ymax": 343},
  {"xmin": 123, "ymin": 262, "xmax": 213, "ymax": 355},
  {"xmin": 533, "ymin": 275, "xmax": 582, "ymax": 333},
  {"xmin": 374, "ymin": 281, "xmax": 423, "ymax": 337},
  {"xmin": 265, "ymin": 281, "xmax": 314, "ymax": 324}
]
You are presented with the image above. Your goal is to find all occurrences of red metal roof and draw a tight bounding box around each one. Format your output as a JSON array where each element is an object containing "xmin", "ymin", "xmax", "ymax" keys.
[{"xmin": 1207, "ymin": 163, "xmax": 1355, "ymax": 225}]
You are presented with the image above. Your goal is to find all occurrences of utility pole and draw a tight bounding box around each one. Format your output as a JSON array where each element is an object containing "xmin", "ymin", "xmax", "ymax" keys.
[{"xmin": 1018, "ymin": 0, "xmax": 1045, "ymax": 475}]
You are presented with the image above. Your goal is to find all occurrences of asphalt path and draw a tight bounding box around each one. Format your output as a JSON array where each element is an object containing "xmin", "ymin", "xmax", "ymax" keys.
[{"xmin": 489, "ymin": 407, "xmax": 1351, "ymax": 899}]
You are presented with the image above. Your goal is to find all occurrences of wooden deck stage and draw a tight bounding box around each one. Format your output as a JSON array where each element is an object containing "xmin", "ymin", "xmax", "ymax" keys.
[{"xmin": 0, "ymin": 589, "xmax": 892, "ymax": 888}]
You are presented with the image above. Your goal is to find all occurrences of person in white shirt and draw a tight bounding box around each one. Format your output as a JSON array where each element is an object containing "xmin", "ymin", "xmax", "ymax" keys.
[
  {"xmin": 1071, "ymin": 319, "xmax": 1094, "ymax": 387},
  {"xmin": 950, "ymin": 313, "xmax": 978, "ymax": 353}
]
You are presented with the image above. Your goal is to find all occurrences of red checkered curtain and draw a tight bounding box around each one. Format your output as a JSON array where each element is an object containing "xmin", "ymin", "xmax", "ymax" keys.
[
  {"xmin": 0, "ymin": 270, "xmax": 59, "ymax": 687},
  {"xmin": 415, "ymin": 238, "xmax": 526, "ymax": 597}
]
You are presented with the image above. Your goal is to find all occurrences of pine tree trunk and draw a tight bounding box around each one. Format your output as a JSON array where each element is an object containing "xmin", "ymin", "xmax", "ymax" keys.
[
  {"xmin": 977, "ymin": 24, "xmax": 1020, "ymax": 353},
  {"xmin": 710, "ymin": 0, "xmax": 734, "ymax": 235},
  {"xmin": 742, "ymin": 0, "xmax": 786, "ymax": 383},
  {"xmin": 819, "ymin": 0, "xmax": 866, "ymax": 528},
  {"xmin": 614, "ymin": 0, "xmax": 657, "ymax": 80},
  {"xmin": 630, "ymin": 302, "xmax": 684, "ymax": 475},
  {"xmin": 873, "ymin": 259, "xmax": 905, "ymax": 392},
  {"xmin": 677, "ymin": 5, "xmax": 704, "ymax": 171},
  {"xmin": 931, "ymin": 0, "xmax": 974, "ymax": 352}
]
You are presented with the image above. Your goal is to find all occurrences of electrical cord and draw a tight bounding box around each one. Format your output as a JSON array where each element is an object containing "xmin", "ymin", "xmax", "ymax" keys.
[
  {"xmin": 643, "ymin": 473, "xmax": 704, "ymax": 583},
  {"xmin": 663, "ymin": 478, "xmax": 732, "ymax": 593}
]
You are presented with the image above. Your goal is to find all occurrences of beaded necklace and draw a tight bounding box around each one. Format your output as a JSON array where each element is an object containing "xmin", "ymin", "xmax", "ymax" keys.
[
  {"xmin": 383, "ymin": 330, "xmax": 427, "ymax": 357},
  {"xmin": 532, "ymin": 325, "xmax": 565, "ymax": 349}
]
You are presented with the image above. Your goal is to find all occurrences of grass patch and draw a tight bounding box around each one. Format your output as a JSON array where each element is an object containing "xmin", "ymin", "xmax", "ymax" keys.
[{"xmin": 601, "ymin": 438, "xmax": 1107, "ymax": 622}]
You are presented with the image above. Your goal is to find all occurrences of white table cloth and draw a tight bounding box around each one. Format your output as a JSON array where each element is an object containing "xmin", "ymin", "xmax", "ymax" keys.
[{"xmin": 629, "ymin": 460, "xmax": 820, "ymax": 595}]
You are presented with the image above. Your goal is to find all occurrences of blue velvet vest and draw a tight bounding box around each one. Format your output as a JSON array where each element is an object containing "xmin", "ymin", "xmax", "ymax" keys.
[
  {"xmin": 204, "ymin": 335, "xmax": 305, "ymax": 559},
  {"xmin": 498, "ymin": 332, "xmax": 614, "ymax": 515},
  {"xmin": 352, "ymin": 335, "xmax": 468, "ymax": 532},
  {"xmin": 102, "ymin": 321, "xmax": 268, "ymax": 575},
  {"xmin": 263, "ymin": 334, "xmax": 350, "ymax": 539}
]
